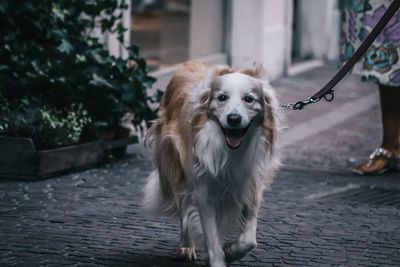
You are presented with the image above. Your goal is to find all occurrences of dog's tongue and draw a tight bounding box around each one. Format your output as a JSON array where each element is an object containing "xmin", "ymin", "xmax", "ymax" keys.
[{"xmin": 226, "ymin": 137, "xmax": 242, "ymax": 149}]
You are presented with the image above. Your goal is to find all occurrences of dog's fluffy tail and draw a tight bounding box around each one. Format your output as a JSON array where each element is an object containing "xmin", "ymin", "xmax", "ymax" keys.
[
  {"xmin": 143, "ymin": 171, "xmax": 163, "ymax": 213},
  {"xmin": 143, "ymin": 171, "xmax": 180, "ymax": 217},
  {"xmin": 143, "ymin": 171, "xmax": 204, "ymax": 246}
]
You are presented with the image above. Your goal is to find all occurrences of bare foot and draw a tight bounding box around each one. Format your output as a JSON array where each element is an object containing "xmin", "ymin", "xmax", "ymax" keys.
[
  {"xmin": 353, "ymin": 148, "xmax": 398, "ymax": 175},
  {"xmin": 354, "ymin": 157, "xmax": 389, "ymax": 175}
]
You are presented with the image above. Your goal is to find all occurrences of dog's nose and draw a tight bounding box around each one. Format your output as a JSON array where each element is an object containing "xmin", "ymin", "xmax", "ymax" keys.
[{"xmin": 227, "ymin": 113, "xmax": 242, "ymax": 126}]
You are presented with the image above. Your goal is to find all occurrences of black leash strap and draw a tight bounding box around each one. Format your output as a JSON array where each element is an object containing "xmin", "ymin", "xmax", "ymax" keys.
[{"xmin": 281, "ymin": 0, "xmax": 400, "ymax": 111}]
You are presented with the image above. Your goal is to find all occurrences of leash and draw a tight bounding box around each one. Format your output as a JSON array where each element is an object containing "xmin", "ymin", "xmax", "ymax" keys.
[{"xmin": 280, "ymin": 0, "xmax": 400, "ymax": 111}]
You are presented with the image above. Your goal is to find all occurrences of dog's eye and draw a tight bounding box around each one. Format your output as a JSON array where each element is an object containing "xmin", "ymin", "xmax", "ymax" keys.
[
  {"xmin": 217, "ymin": 94, "xmax": 228, "ymax": 102},
  {"xmin": 244, "ymin": 95, "xmax": 254, "ymax": 103}
]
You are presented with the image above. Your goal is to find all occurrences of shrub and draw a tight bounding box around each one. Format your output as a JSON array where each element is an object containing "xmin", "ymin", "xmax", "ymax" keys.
[{"xmin": 0, "ymin": 0, "xmax": 158, "ymax": 149}]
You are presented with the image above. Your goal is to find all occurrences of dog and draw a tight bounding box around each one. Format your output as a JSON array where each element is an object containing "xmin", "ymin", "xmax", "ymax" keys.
[{"xmin": 143, "ymin": 61, "xmax": 280, "ymax": 267}]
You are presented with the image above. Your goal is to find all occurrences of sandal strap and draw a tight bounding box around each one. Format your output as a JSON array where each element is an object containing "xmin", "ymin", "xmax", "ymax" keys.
[{"xmin": 369, "ymin": 148, "xmax": 393, "ymax": 160}]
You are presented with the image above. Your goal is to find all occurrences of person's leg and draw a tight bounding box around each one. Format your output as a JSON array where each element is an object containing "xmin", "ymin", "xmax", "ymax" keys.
[
  {"xmin": 355, "ymin": 85, "xmax": 400, "ymax": 174},
  {"xmin": 380, "ymin": 85, "xmax": 400, "ymax": 154}
]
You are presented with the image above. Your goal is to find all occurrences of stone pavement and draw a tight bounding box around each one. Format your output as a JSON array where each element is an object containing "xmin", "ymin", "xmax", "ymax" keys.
[{"xmin": 1, "ymin": 65, "xmax": 400, "ymax": 267}]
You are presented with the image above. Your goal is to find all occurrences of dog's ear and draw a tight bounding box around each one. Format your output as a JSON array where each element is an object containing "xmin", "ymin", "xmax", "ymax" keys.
[
  {"xmin": 261, "ymin": 81, "xmax": 277, "ymax": 107},
  {"xmin": 198, "ymin": 66, "xmax": 230, "ymax": 106},
  {"xmin": 189, "ymin": 69, "xmax": 215, "ymax": 113},
  {"xmin": 199, "ymin": 88, "xmax": 210, "ymax": 106},
  {"xmin": 214, "ymin": 65, "xmax": 233, "ymax": 76},
  {"xmin": 196, "ymin": 65, "xmax": 231, "ymax": 107},
  {"xmin": 240, "ymin": 61, "xmax": 263, "ymax": 78},
  {"xmin": 260, "ymin": 80, "xmax": 279, "ymax": 154}
]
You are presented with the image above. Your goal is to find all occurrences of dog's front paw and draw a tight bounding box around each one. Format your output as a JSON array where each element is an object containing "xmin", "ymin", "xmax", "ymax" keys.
[
  {"xmin": 205, "ymin": 257, "xmax": 227, "ymax": 267},
  {"xmin": 176, "ymin": 247, "xmax": 197, "ymax": 261},
  {"xmin": 223, "ymin": 240, "xmax": 238, "ymax": 263},
  {"xmin": 223, "ymin": 240, "xmax": 256, "ymax": 263}
]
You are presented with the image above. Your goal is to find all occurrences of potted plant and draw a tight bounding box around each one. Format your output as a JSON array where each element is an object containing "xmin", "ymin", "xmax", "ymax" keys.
[{"xmin": 0, "ymin": 0, "xmax": 159, "ymax": 179}]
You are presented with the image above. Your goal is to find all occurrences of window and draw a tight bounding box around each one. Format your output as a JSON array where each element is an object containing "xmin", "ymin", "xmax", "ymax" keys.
[{"xmin": 131, "ymin": 0, "xmax": 191, "ymax": 71}]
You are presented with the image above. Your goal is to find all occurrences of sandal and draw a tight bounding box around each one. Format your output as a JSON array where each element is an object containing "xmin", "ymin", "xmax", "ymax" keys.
[{"xmin": 352, "ymin": 148, "xmax": 399, "ymax": 175}]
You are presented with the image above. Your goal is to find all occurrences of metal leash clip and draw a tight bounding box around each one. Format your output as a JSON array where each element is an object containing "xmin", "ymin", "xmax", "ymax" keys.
[
  {"xmin": 280, "ymin": 96, "xmax": 320, "ymax": 111},
  {"xmin": 279, "ymin": 90, "xmax": 334, "ymax": 111},
  {"xmin": 292, "ymin": 97, "xmax": 320, "ymax": 110}
]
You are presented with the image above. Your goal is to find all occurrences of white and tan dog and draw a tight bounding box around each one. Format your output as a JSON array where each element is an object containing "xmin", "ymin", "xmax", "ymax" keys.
[{"xmin": 144, "ymin": 61, "xmax": 280, "ymax": 267}]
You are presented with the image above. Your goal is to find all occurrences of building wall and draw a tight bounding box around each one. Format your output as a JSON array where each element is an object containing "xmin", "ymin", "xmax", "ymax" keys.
[
  {"xmin": 189, "ymin": 0, "xmax": 224, "ymax": 59},
  {"xmin": 228, "ymin": 0, "xmax": 339, "ymax": 80},
  {"xmin": 295, "ymin": 0, "xmax": 339, "ymax": 60},
  {"xmin": 260, "ymin": 0, "xmax": 292, "ymax": 79},
  {"xmin": 119, "ymin": 0, "xmax": 341, "ymax": 92},
  {"xmin": 229, "ymin": 0, "xmax": 291, "ymax": 80},
  {"xmin": 105, "ymin": 1, "xmax": 132, "ymax": 59}
]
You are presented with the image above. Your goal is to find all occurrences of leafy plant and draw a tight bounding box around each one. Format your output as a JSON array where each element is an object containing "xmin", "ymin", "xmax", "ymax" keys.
[
  {"xmin": 0, "ymin": 103, "xmax": 92, "ymax": 150},
  {"xmin": 0, "ymin": 0, "xmax": 157, "ymax": 149}
]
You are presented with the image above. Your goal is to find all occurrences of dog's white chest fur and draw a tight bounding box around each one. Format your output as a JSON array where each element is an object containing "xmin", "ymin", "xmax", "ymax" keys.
[
  {"xmin": 143, "ymin": 61, "xmax": 280, "ymax": 267},
  {"xmin": 194, "ymin": 120, "xmax": 269, "ymax": 176},
  {"xmin": 190, "ymin": 121, "xmax": 270, "ymax": 222}
]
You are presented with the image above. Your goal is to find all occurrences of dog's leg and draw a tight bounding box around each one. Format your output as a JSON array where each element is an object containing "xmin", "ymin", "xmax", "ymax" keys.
[
  {"xmin": 176, "ymin": 206, "xmax": 197, "ymax": 261},
  {"xmin": 223, "ymin": 206, "xmax": 258, "ymax": 263},
  {"xmin": 197, "ymin": 203, "xmax": 226, "ymax": 267}
]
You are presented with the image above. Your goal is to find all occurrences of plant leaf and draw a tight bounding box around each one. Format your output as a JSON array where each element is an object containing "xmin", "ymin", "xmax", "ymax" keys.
[
  {"xmin": 89, "ymin": 73, "xmax": 114, "ymax": 88},
  {"xmin": 57, "ymin": 39, "xmax": 73, "ymax": 54}
]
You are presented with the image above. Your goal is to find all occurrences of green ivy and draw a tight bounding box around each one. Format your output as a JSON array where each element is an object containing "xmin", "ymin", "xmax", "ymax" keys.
[{"xmin": 0, "ymin": 0, "xmax": 158, "ymax": 149}]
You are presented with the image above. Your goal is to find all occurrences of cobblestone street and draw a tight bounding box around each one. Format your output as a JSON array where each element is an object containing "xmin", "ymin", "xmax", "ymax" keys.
[{"xmin": 1, "ymin": 66, "xmax": 400, "ymax": 266}]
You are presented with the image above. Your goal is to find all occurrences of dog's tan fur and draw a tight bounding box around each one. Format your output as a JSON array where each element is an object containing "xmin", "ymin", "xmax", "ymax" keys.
[
  {"xmin": 144, "ymin": 61, "xmax": 280, "ymax": 266},
  {"xmin": 146, "ymin": 61, "xmax": 238, "ymax": 208}
]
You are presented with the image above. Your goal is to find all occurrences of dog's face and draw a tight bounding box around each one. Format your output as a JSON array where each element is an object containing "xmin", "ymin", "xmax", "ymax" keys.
[{"xmin": 209, "ymin": 73, "xmax": 264, "ymax": 149}]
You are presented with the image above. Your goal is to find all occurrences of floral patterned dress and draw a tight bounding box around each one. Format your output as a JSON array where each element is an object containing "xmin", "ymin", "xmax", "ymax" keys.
[{"xmin": 341, "ymin": 0, "xmax": 400, "ymax": 86}]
